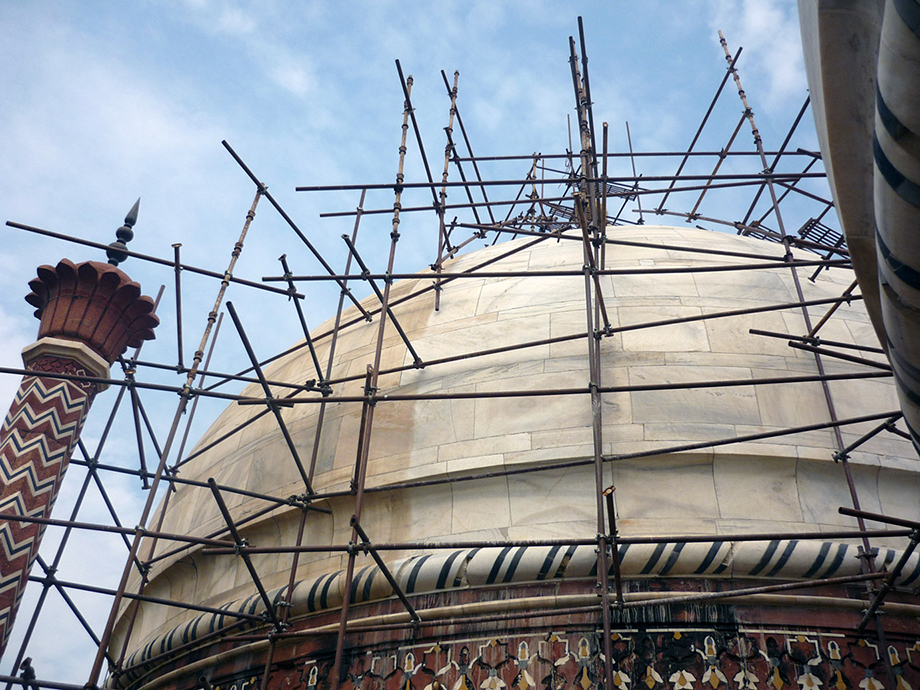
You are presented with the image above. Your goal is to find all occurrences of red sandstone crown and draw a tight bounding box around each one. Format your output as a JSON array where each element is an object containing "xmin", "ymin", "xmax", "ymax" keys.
[{"xmin": 24, "ymin": 258, "xmax": 159, "ymax": 364}]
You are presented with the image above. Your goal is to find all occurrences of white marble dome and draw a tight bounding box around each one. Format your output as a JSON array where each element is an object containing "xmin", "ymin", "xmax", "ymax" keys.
[{"xmin": 114, "ymin": 225, "xmax": 920, "ymax": 666}]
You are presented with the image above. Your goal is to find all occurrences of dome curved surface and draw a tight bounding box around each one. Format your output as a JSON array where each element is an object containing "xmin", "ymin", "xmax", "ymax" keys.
[{"xmin": 113, "ymin": 226, "xmax": 919, "ymax": 674}]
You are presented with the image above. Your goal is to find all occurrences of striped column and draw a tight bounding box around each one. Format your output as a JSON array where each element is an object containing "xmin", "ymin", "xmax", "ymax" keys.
[{"xmin": 0, "ymin": 258, "xmax": 157, "ymax": 658}]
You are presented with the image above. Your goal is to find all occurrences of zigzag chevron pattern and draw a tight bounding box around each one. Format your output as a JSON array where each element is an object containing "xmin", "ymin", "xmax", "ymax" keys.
[
  {"xmin": 1, "ymin": 428, "xmax": 71, "ymax": 476},
  {"xmin": 0, "ymin": 364, "xmax": 95, "ymax": 656},
  {"xmin": 2, "ymin": 377, "xmax": 89, "ymax": 436},
  {"xmin": 3, "ymin": 402, "xmax": 84, "ymax": 441}
]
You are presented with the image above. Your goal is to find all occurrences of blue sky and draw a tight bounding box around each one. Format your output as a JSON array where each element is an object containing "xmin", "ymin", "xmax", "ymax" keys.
[{"xmin": 0, "ymin": 0, "xmax": 815, "ymax": 680}]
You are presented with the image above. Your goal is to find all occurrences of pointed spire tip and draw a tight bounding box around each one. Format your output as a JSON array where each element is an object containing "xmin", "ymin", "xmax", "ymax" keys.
[{"xmin": 125, "ymin": 198, "xmax": 141, "ymax": 228}]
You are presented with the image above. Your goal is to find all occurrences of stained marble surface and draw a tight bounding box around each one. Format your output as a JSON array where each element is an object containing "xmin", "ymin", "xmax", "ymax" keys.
[{"xmin": 116, "ymin": 226, "xmax": 917, "ymax": 657}]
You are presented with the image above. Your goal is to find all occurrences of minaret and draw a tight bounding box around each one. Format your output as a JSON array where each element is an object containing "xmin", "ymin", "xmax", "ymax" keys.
[{"xmin": 0, "ymin": 202, "xmax": 158, "ymax": 657}]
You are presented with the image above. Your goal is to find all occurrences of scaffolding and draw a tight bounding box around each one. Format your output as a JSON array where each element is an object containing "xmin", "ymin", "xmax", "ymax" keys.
[{"xmin": 0, "ymin": 19, "xmax": 917, "ymax": 690}]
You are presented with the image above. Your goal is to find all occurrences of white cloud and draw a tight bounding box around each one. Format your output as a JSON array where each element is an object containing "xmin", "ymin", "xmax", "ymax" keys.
[
  {"xmin": 215, "ymin": 6, "xmax": 257, "ymax": 36},
  {"xmin": 268, "ymin": 59, "xmax": 314, "ymax": 98},
  {"xmin": 0, "ymin": 304, "xmax": 31, "ymax": 410},
  {"xmin": 167, "ymin": 0, "xmax": 319, "ymax": 99}
]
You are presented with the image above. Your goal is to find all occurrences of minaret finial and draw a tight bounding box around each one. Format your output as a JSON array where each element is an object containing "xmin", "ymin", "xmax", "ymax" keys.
[{"xmin": 107, "ymin": 197, "xmax": 140, "ymax": 266}]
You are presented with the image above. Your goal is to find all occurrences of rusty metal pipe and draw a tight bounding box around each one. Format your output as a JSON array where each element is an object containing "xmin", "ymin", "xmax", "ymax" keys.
[
  {"xmin": 0, "ymin": 675, "xmax": 85, "ymax": 690},
  {"xmin": 279, "ymin": 254, "xmax": 326, "ymax": 385},
  {"xmin": 442, "ymin": 76, "xmax": 495, "ymax": 226},
  {"xmin": 173, "ymin": 406, "xmax": 269, "ymax": 467},
  {"xmin": 225, "ymin": 234, "xmax": 549, "ymax": 390},
  {"xmin": 341, "ymin": 236, "xmax": 422, "ymax": 365},
  {"xmin": 283, "ymin": 409, "xmax": 903, "ymax": 504},
  {"xmin": 5, "ymin": 220, "xmax": 296, "ymax": 299},
  {"xmin": 839, "ymin": 507, "xmax": 920, "ymax": 530},
  {"xmin": 317, "ymin": 178, "xmax": 826, "ymax": 218},
  {"xmin": 308, "ymin": 188, "xmax": 368, "ymax": 483},
  {"xmin": 264, "ymin": 257, "xmax": 851, "ymax": 282},
  {"xmin": 27, "ymin": 572, "xmax": 265, "ymax": 623},
  {"xmin": 240, "ymin": 370, "xmax": 889, "ymax": 407},
  {"xmin": 433, "ymin": 70, "xmax": 461, "ymax": 310},
  {"xmin": 806, "ymin": 279, "xmax": 860, "ymax": 338},
  {"xmin": 857, "ymin": 529, "xmax": 920, "ymax": 632},
  {"xmin": 838, "ymin": 414, "xmax": 904, "ymax": 456},
  {"xmin": 451, "ymin": 149, "xmax": 820, "ymax": 162},
  {"xmin": 787, "ymin": 341, "xmax": 892, "ymax": 370},
  {"xmin": 454, "ymin": 219, "xmax": 838, "ymax": 264},
  {"xmin": 0, "ymin": 512, "xmax": 235, "ymax": 548},
  {"xmin": 351, "ymin": 518, "xmax": 420, "ymax": 622},
  {"xmin": 200, "ymin": 527, "xmax": 911, "ymax": 556},
  {"xmin": 87, "ymin": 189, "xmax": 265, "ymax": 687},
  {"xmin": 207, "ymin": 479, "xmax": 283, "ymax": 630},
  {"xmin": 226, "ymin": 301, "xmax": 314, "ymax": 494},
  {"xmin": 687, "ymin": 111, "xmax": 747, "ymax": 218},
  {"xmin": 656, "ymin": 47, "xmax": 741, "ymax": 211},
  {"xmin": 306, "ymin": 294, "xmax": 870, "ymax": 390},
  {"xmin": 604, "ymin": 488, "xmax": 624, "ymax": 606},
  {"xmin": 221, "ymin": 140, "xmax": 371, "ymax": 320},
  {"xmin": 299, "ymin": 170, "xmax": 822, "ymax": 193},
  {"xmin": 142, "ymin": 501, "xmax": 293, "ymax": 567},
  {"xmin": 31, "ymin": 555, "xmax": 105, "ymax": 653},
  {"xmin": 331, "ymin": 69, "xmax": 416, "ymax": 690},
  {"xmin": 749, "ymin": 329, "xmax": 884, "ymax": 354},
  {"xmin": 742, "ymin": 95, "xmax": 813, "ymax": 226},
  {"xmin": 122, "ymin": 357, "xmax": 311, "ymax": 393}
]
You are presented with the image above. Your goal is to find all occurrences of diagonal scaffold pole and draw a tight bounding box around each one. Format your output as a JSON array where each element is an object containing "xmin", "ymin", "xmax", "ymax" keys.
[
  {"xmin": 306, "ymin": 188, "xmax": 366, "ymax": 483},
  {"xmin": 724, "ymin": 31, "xmax": 883, "ymax": 597},
  {"xmin": 5, "ymin": 221, "xmax": 296, "ymax": 300},
  {"xmin": 86, "ymin": 189, "xmax": 263, "ymax": 688},
  {"xmin": 440, "ymin": 74, "xmax": 496, "ymax": 226},
  {"xmin": 740, "ymin": 95, "xmax": 813, "ymax": 229},
  {"xmin": 103, "ymin": 317, "xmax": 231, "ymax": 669},
  {"xmin": 340, "ymin": 236, "xmax": 423, "ymax": 367},
  {"xmin": 577, "ymin": 16, "xmax": 599, "ymax": 180},
  {"xmin": 225, "ymin": 300, "xmax": 315, "ymax": 494},
  {"xmin": 330, "ymin": 69, "xmax": 416, "ymax": 690},
  {"xmin": 434, "ymin": 70, "xmax": 461, "ymax": 310},
  {"xmin": 686, "ymin": 111, "xmax": 747, "ymax": 220},
  {"xmin": 351, "ymin": 517, "xmax": 420, "ymax": 622},
  {"xmin": 655, "ymin": 46, "xmax": 742, "ymax": 213},
  {"xmin": 123, "ymin": 284, "xmax": 165, "ymax": 492},
  {"xmin": 278, "ymin": 254, "xmax": 328, "ymax": 390},
  {"xmin": 207, "ymin": 479, "xmax": 283, "ymax": 631},
  {"xmin": 221, "ymin": 140, "xmax": 372, "ymax": 322},
  {"xmin": 440, "ymin": 70, "xmax": 486, "ymax": 227},
  {"xmin": 173, "ymin": 312, "xmax": 224, "ymax": 466}
]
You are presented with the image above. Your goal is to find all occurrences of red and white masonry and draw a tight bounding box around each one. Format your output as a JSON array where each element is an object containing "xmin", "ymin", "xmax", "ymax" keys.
[{"xmin": 0, "ymin": 259, "xmax": 158, "ymax": 659}]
